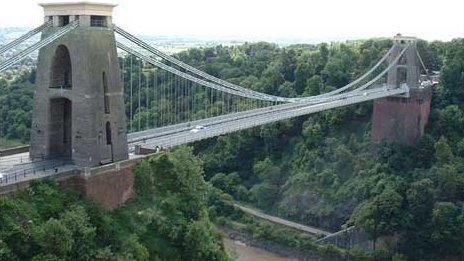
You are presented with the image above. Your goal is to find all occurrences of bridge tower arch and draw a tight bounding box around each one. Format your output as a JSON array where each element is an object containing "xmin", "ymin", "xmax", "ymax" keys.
[
  {"xmin": 371, "ymin": 34, "xmax": 432, "ymax": 145},
  {"xmin": 30, "ymin": 2, "xmax": 128, "ymax": 166}
]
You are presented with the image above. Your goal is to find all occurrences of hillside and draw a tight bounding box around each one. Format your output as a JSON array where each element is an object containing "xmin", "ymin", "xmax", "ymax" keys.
[
  {"xmin": 1, "ymin": 37, "xmax": 464, "ymax": 259},
  {"xmin": 185, "ymin": 38, "xmax": 464, "ymax": 258}
]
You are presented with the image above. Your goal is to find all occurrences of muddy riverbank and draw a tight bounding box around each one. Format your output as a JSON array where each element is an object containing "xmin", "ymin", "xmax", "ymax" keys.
[
  {"xmin": 220, "ymin": 226, "xmax": 342, "ymax": 260},
  {"xmin": 224, "ymin": 237, "xmax": 297, "ymax": 261}
]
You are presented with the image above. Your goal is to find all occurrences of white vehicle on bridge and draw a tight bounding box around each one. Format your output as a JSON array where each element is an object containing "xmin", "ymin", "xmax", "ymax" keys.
[
  {"xmin": 421, "ymin": 80, "xmax": 433, "ymax": 88},
  {"xmin": 190, "ymin": 125, "xmax": 207, "ymax": 133}
]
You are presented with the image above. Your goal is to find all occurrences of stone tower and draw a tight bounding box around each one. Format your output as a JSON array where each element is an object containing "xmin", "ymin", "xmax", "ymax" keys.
[
  {"xmin": 371, "ymin": 35, "xmax": 432, "ymax": 146},
  {"xmin": 30, "ymin": 2, "xmax": 128, "ymax": 167}
]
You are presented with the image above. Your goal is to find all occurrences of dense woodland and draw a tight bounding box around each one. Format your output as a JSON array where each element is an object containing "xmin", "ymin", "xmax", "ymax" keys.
[
  {"xmin": 0, "ymin": 148, "xmax": 230, "ymax": 260},
  {"xmin": 1, "ymin": 37, "xmax": 464, "ymax": 259}
]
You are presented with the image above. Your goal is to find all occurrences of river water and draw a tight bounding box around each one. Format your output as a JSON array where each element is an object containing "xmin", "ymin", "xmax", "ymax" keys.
[{"xmin": 223, "ymin": 237, "xmax": 297, "ymax": 261}]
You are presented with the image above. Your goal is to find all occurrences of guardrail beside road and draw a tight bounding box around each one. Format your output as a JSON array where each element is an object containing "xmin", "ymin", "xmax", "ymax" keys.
[{"xmin": 0, "ymin": 145, "xmax": 30, "ymax": 157}]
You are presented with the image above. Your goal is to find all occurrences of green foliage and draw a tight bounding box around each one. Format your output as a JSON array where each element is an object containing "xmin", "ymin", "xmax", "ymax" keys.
[
  {"xmin": 304, "ymin": 75, "xmax": 324, "ymax": 96},
  {"xmin": 407, "ymin": 179, "xmax": 434, "ymax": 224},
  {"xmin": 430, "ymin": 202, "xmax": 464, "ymax": 254},
  {"xmin": 196, "ymin": 38, "xmax": 464, "ymax": 258},
  {"xmin": 34, "ymin": 218, "xmax": 74, "ymax": 257},
  {"xmin": 118, "ymin": 234, "xmax": 149, "ymax": 261},
  {"xmin": 0, "ymin": 71, "xmax": 35, "ymax": 143},
  {"xmin": 1, "ymin": 147, "xmax": 229, "ymax": 260},
  {"xmin": 250, "ymin": 183, "xmax": 279, "ymax": 209},
  {"xmin": 351, "ymin": 188, "xmax": 406, "ymax": 243},
  {"xmin": 253, "ymin": 157, "xmax": 283, "ymax": 185},
  {"xmin": 60, "ymin": 205, "xmax": 97, "ymax": 259},
  {"xmin": 434, "ymin": 136, "xmax": 453, "ymax": 163},
  {"xmin": 133, "ymin": 147, "xmax": 229, "ymax": 260},
  {"xmin": 3, "ymin": 36, "xmax": 464, "ymax": 258}
]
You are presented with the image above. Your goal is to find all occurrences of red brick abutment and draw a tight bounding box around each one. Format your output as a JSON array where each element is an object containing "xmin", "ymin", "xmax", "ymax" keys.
[
  {"xmin": 0, "ymin": 156, "xmax": 150, "ymax": 210},
  {"xmin": 371, "ymin": 87, "xmax": 432, "ymax": 145}
]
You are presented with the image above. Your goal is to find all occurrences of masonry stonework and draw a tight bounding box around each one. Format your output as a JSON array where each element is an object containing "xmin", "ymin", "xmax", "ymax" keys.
[
  {"xmin": 371, "ymin": 88, "xmax": 431, "ymax": 145},
  {"xmin": 371, "ymin": 34, "xmax": 432, "ymax": 145},
  {"xmin": 73, "ymin": 163, "xmax": 136, "ymax": 210},
  {"xmin": 30, "ymin": 3, "xmax": 128, "ymax": 167}
]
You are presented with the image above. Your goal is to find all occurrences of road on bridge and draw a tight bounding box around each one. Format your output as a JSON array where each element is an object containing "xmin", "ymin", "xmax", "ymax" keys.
[{"xmin": 128, "ymin": 85, "xmax": 407, "ymax": 150}]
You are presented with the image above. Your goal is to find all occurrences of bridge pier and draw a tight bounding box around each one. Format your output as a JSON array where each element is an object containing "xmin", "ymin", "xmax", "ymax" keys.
[
  {"xmin": 371, "ymin": 34, "xmax": 432, "ymax": 146},
  {"xmin": 30, "ymin": 2, "xmax": 128, "ymax": 167},
  {"xmin": 0, "ymin": 157, "xmax": 143, "ymax": 210},
  {"xmin": 371, "ymin": 87, "xmax": 431, "ymax": 145},
  {"xmin": 70, "ymin": 160, "xmax": 138, "ymax": 210}
]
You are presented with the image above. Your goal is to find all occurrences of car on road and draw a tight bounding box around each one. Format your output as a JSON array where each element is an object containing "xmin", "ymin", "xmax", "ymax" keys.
[
  {"xmin": 190, "ymin": 125, "xmax": 207, "ymax": 133},
  {"xmin": 421, "ymin": 80, "xmax": 432, "ymax": 88}
]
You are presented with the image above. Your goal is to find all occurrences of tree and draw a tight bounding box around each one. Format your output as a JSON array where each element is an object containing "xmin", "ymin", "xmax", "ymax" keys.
[
  {"xmin": 117, "ymin": 234, "xmax": 149, "ymax": 261},
  {"xmin": 333, "ymin": 145, "xmax": 355, "ymax": 181},
  {"xmin": 253, "ymin": 158, "xmax": 282, "ymax": 185},
  {"xmin": 210, "ymin": 173, "xmax": 229, "ymax": 192},
  {"xmin": 184, "ymin": 219, "xmax": 228, "ymax": 260},
  {"xmin": 436, "ymin": 105, "xmax": 463, "ymax": 139},
  {"xmin": 403, "ymin": 179, "xmax": 435, "ymax": 254},
  {"xmin": 351, "ymin": 188, "xmax": 406, "ymax": 247},
  {"xmin": 33, "ymin": 218, "xmax": 74, "ymax": 257},
  {"xmin": 312, "ymin": 43, "xmax": 329, "ymax": 74},
  {"xmin": 60, "ymin": 205, "xmax": 97, "ymax": 259},
  {"xmin": 31, "ymin": 254, "xmax": 61, "ymax": 261},
  {"xmin": 303, "ymin": 75, "xmax": 323, "ymax": 96},
  {"xmin": 414, "ymin": 135, "xmax": 436, "ymax": 168},
  {"xmin": 407, "ymin": 179, "xmax": 435, "ymax": 224},
  {"xmin": 294, "ymin": 59, "xmax": 314, "ymax": 94},
  {"xmin": 434, "ymin": 136, "xmax": 453, "ymax": 164},
  {"xmin": 0, "ymin": 240, "xmax": 13, "ymax": 261},
  {"xmin": 250, "ymin": 183, "xmax": 279, "ymax": 209},
  {"xmin": 259, "ymin": 61, "xmax": 284, "ymax": 95},
  {"xmin": 431, "ymin": 164, "xmax": 464, "ymax": 202},
  {"xmin": 134, "ymin": 147, "xmax": 228, "ymax": 260},
  {"xmin": 439, "ymin": 39, "xmax": 464, "ymax": 104},
  {"xmin": 278, "ymin": 81, "xmax": 296, "ymax": 97},
  {"xmin": 279, "ymin": 49, "xmax": 296, "ymax": 82},
  {"xmin": 431, "ymin": 202, "xmax": 464, "ymax": 254}
]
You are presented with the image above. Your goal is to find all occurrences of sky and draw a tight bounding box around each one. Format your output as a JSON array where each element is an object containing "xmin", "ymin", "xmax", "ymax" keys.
[{"xmin": 0, "ymin": 0, "xmax": 462, "ymax": 42}]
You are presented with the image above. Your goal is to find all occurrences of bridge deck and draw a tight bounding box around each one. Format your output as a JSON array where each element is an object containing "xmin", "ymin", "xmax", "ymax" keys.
[
  {"xmin": 129, "ymin": 86, "xmax": 407, "ymax": 150},
  {"xmin": 0, "ymin": 153, "xmax": 75, "ymax": 185}
]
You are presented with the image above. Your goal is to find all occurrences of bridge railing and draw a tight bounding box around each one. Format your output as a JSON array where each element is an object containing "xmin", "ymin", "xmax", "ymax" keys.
[
  {"xmin": 0, "ymin": 145, "xmax": 30, "ymax": 157},
  {"xmin": 0, "ymin": 158, "xmax": 73, "ymax": 186}
]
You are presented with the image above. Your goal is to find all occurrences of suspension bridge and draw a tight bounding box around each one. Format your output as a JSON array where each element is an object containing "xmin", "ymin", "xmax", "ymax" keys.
[{"xmin": 0, "ymin": 2, "xmax": 437, "ymax": 206}]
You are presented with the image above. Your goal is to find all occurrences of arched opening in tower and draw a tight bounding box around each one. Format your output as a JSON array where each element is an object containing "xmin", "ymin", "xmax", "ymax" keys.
[
  {"xmin": 49, "ymin": 98, "xmax": 72, "ymax": 160},
  {"xmin": 50, "ymin": 45, "xmax": 72, "ymax": 89}
]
